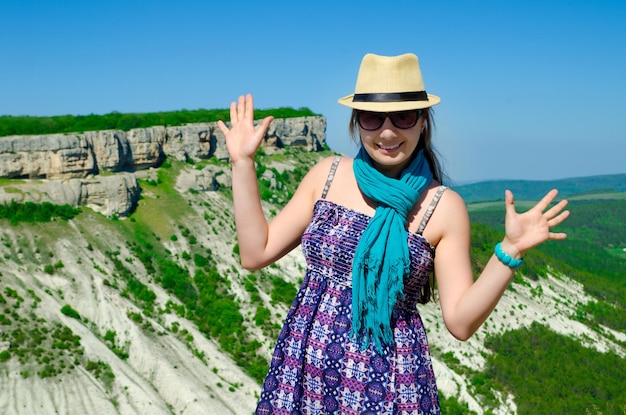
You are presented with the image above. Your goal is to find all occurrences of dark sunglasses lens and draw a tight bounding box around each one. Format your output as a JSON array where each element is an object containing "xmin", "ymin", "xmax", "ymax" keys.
[
  {"xmin": 357, "ymin": 110, "xmax": 421, "ymax": 130},
  {"xmin": 389, "ymin": 111, "xmax": 419, "ymax": 129},
  {"xmin": 357, "ymin": 112, "xmax": 385, "ymax": 130}
]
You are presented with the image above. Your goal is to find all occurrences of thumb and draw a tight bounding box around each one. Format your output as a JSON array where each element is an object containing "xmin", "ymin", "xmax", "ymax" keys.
[
  {"xmin": 257, "ymin": 116, "xmax": 274, "ymax": 136},
  {"xmin": 505, "ymin": 189, "xmax": 516, "ymax": 217},
  {"xmin": 217, "ymin": 120, "xmax": 229, "ymax": 135}
]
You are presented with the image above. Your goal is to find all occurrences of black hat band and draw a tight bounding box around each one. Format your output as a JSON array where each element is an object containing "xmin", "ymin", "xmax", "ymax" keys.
[{"xmin": 352, "ymin": 91, "xmax": 428, "ymax": 102}]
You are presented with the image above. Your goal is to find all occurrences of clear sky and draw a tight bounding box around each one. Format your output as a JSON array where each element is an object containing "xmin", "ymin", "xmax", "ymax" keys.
[{"xmin": 1, "ymin": 0, "xmax": 625, "ymax": 183}]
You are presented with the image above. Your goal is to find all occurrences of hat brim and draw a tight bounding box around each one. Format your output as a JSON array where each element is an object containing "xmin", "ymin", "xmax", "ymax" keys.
[{"xmin": 337, "ymin": 93, "xmax": 440, "ymax": 111}]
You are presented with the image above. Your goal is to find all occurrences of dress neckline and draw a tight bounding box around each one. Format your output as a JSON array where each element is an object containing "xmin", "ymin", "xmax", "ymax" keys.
[{"xmin": 314, "ymin": 198, "xmax": 436, "ymax": 251}]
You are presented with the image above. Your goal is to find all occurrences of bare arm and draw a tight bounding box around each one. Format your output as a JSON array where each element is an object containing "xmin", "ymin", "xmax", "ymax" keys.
[
  {"xmin": 434, "ymin": 189, "xmax": 570, "ymax": 340},
  {"xmin": 217, "ymin": 94, "xmax": 322, "ymax": 270}
]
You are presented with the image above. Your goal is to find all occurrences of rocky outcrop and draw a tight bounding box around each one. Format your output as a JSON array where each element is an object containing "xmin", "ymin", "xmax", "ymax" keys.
[
  {"xmin": 0, "ymin": 116, "xmax": 326, "ymax": 216},
  {"xmin": 264, "ymin": 116, "xmax": 326, "ymax": 153},
  {"xmin": 0, "ymin": 173, "xmax": 140, "ymax": 217},
  {"xmin": 175, "ymin": 165, "xmax": 232, "ymax": 193},
  {"xmin": 0, "ymin": 117, "xmax": 326, "ymax": 180}
]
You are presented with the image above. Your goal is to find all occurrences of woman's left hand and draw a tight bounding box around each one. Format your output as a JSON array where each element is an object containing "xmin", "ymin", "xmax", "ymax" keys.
[{"xmin": 502, "ymin": 189, "xmax": 569, "ymax": 256}]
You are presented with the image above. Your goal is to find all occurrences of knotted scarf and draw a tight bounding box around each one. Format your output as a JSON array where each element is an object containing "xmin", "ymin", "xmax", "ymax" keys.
[{"xmin": 351, "ymin": 146, "xmax": 433, "ymax": 351}]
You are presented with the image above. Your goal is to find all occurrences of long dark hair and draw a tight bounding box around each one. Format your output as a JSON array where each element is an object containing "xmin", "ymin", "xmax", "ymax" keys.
[{"xmin": 348, "ymin": 108, "xmax": 445, "ymax": 303}]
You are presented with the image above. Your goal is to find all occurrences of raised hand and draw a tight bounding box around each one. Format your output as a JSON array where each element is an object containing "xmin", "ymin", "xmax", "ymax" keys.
[
  {"xmin": 503, "ymin": 189, "xmax": 570, "ymax": 256},
  {"xmin": 217, "ymin": 94, "xmax": 274, "ymax": 163}
]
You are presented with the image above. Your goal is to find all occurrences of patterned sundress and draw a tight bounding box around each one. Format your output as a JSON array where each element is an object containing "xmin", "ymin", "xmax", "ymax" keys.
[{"xmin": 256, "ymin": 157, "xmax": 446, "ymax": 415}]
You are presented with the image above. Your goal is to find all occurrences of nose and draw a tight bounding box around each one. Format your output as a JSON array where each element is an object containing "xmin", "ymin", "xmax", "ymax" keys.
[{"xmin": 378, "ymin": 117, "xmax": 397, "ymax": 137}]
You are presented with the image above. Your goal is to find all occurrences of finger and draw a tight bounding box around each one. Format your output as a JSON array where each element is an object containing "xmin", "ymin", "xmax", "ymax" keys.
[
  {"xmin": 250, "ymin": 116, "xmax": 274, "ymax": 144},
  {"xmin": 245, "ymin": 93, "xmax": 254, "ymax": 121},
  {"xmin": 229, "ymin": 100, "xmax": 238, "ymax": 126},
  {"xmin": 544, "ymin": 198, "xmax": 568, "ymax": 219},
  {"xmin": 258, "ymin": 116, "xmax": 274, "ymax": 134},
  {"xmin": 549, "ymin": 231, "xmax": 568, "ymax": 240},
  {"xmin": 534, "ymin": 189, "xmax": 559, "ymax": 212},
  {"xmin": 548, "ymin": 210, "xmax": 570, "ymax": 227},
  {"xmin": 236, "ymin": 95, "xmax": 246, "ymax": 122}
]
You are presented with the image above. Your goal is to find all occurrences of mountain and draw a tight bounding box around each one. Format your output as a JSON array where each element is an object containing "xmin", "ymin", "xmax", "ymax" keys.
[
  {"xmin": 453, "ymin": 173, "xmax": 626, "ymax": 203},
  {"xmin": 1, "ymin": 125, "xmax": 625, "ymax": 414}
]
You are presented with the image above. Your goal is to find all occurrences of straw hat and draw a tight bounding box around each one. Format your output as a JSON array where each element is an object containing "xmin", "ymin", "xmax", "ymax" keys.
[{"xmin": 338, "ymin": 53, "xmax": 440, "ymax": 111}]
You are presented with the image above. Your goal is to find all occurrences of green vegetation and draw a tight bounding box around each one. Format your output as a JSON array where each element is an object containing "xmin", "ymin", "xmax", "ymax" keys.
[
  {"xmin": 103, "ymin": 170, "xmax": 278, "ymax": 383},
  {"xmin": 485, "ymin": 322, "xmax": 626, "ymax": 414},
  {"xmin": 439, "ymin": 393, "xmax": 478, "ymax": 415},
  {"xmin": 432, "ymin": 344, "xmax": 508, "ymax": 412},
  {"xmin": 60, "ymin": 304, "xmax": 81, "ymax": 320},
  {"xmin": 85, "ymin": 360, "xmax": 115, "ymax": 389},
  {"xmin": 44, "ymin": 260, "xmax": 65, "ymax": 275},
  {"xmin": 465, "ymin": 191, "xmax": 626, "ymax": 413},
  {"xmin": 0, "ymin": 201, "xmax": 81, "ymax": 225},
  {"xmin": 469, "ymin": 198, "xmax": 626, "ymax": 333},
  {"xmin": 270, "ymin": 276, "xmax": 297, "ymax": 307},
  {"xmin": 0, "ymin": 107, "xmax": 319, "ymax": 137},
  {"xmin": 103, "ymin": 330, "xmax": 129, "ymax": 360},
  {"xmin": 160, "ymin": 254, "xmax": 269, "ymax": 383},
  {"xmin": 246, "ymin": 273, "xmax": 282, "ymax": 340},
  {"xmin": 255, "ymin": 155, "xmax": 310, "ymax": 206},
  {"xmin": 0, "ymin": 286, "xmax": 87, "ymax": 380}
]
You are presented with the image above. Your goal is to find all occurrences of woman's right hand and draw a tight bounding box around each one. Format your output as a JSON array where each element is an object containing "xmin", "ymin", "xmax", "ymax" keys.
[{"xmin": 217, "ymin": 94, "xmax": 274, "ymax": 163}]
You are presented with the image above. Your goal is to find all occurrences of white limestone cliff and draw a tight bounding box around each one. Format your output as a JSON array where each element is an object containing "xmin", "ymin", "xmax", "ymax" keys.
[{"xmin": 0, "ymin": 116, "xmax": 326, "ymax": 217}]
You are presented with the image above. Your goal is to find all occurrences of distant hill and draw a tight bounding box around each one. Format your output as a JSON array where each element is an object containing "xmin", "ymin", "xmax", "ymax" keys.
[{"xmin": 453, "ymin": 173, "xmax": 626, "ymax": 203}]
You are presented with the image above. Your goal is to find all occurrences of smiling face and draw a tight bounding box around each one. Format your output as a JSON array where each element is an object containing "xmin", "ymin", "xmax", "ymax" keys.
[{"xmin": 356, "ymin": 110, "xmax": 425, "ymax": 178}]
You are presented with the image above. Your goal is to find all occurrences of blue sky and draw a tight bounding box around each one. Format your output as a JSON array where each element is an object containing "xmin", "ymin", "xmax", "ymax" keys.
[{"xmin": 1, "ymin": 0, "xmax": 625, "ymax": 183}]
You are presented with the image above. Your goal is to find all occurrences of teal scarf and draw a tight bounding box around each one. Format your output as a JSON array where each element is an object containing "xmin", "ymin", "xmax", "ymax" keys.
[{"xmin": 351, "ymin": 147, "xmax": 433, "ymax": 351}]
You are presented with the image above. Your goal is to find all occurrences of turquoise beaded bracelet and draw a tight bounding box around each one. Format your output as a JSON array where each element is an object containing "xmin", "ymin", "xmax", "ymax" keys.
[{"xmin": 494, "ymin": 242, "xmax": 523, "ymax": 269}]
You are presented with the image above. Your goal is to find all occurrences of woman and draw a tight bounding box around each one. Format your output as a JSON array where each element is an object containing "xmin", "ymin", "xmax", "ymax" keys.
[{"xmin": 218, "ymin": 53, "xmax": 569, "ymax": 414}]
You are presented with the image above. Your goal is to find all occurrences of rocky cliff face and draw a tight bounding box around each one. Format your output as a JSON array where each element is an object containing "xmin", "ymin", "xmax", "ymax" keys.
[{"xmin": 0, "ymin": 116, "xmax": 326, "ymax": 216}]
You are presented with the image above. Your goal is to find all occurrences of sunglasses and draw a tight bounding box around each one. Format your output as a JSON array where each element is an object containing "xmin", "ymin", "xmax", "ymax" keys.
[{"xmin": 356, "ymin": 109, "xmax": 423, "ymax": 131}]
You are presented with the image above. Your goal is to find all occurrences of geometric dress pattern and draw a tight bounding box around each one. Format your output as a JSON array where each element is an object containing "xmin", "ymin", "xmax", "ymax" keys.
[{"xmin": 255, "ymin": 195, "xmax": 442, "ymax": 414}]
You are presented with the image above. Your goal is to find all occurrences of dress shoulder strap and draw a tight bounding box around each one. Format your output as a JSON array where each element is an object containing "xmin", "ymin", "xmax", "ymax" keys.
[
  {"xmin": 416, "ymin": 185, "xmax": 448, "ymax": 235},
  {"xmin": 320, "ymin": 156, "xmax": 342, "ymax": 199}
]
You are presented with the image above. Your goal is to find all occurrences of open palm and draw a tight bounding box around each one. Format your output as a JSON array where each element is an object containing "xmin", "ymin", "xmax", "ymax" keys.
[
  {"xmin": 217, "ymin": 94, "xmax": 274, "ymax": 163},
  {"xmin": 504, "ymin": 189, "xmax": 569, "ymax": 254}
]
